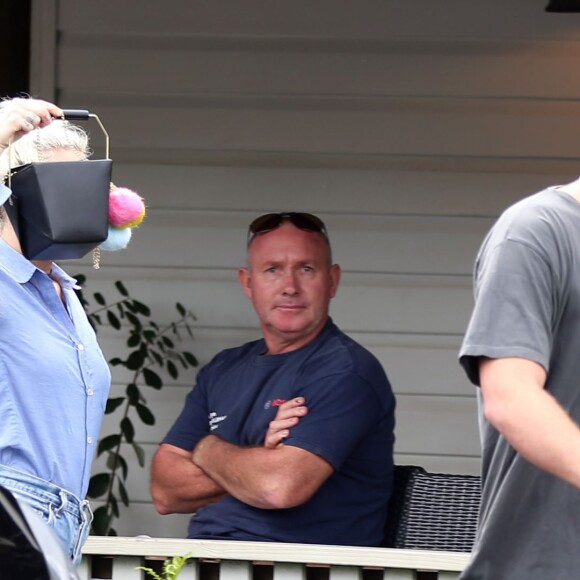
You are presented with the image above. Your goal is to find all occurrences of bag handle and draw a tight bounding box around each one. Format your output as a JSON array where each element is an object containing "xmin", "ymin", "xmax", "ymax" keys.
[{"xmin": 62, "ymin": 110, "xmax": 110, "ymax": 160}]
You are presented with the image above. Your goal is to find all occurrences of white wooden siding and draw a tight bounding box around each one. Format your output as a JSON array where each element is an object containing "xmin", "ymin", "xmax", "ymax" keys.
[{"xmin": 29, "ymin": 0, "xmax": 577, "ymax": 537}]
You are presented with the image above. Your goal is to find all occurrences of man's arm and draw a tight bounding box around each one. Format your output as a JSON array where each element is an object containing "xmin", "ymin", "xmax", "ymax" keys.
[
  {"xmin": 151, "ymin": 443, "xmax": 228, "ymax": 514},
  {"xmin": 193, "ymin": 434, "xmax": 333, "ymax": 509},
  {"xmin": 480, "ymin": 356, "xmax": 580, "ymax": 488},
  {"xmin": 152, "ymin": 399, "xmax": 311, "ymax": 514}
]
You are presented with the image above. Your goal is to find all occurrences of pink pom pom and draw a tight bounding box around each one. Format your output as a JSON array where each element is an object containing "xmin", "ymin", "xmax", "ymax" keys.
[{"xmin": 108, "ymin": 187, "xmax": 146, "ymax": 229}]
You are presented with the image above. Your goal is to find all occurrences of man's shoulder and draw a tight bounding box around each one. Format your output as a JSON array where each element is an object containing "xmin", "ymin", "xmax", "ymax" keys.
[
  {"xmin": 206, "ymin": 337, "xmax": 264, "ymax": 368},
  {"xmin": 478, "ymin": 187, "xmax": 577, "ymax": 266},
  {"xmin": 311, "ymin": 322, "xmax": 391, "ymax": 385},
  {"xmin": 496, "ymin": 187, "xmax": 570, "ymax": 236}
]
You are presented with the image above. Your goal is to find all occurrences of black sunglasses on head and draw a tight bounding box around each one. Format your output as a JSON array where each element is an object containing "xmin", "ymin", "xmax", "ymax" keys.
[{"xmin": 247, "ymin": 212, "xmax": 328, "ymax": 245}]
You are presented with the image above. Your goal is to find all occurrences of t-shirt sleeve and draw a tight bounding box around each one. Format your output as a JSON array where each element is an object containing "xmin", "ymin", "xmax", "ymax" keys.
[
  {"xmin": 459, "ymin": 237, "xmax": 555, "ymax": 386},
  {"xmin": 283, "ymin": 372, "xmax": 384, "ymax": 470},
  {"xmin": 162, "ymin": 370, "xmax": 210, "ymax": 450}
]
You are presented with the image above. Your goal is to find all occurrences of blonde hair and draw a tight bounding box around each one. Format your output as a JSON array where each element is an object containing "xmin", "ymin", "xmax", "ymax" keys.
[{"xmin": 0, "ymin": 120, "xmax": 90, "ymax": 181}]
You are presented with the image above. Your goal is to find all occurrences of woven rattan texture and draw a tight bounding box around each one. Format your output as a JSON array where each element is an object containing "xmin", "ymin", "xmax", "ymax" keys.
[{"xmin": 383, "ymin": 465, "xmax": 481, "ymax": 552}]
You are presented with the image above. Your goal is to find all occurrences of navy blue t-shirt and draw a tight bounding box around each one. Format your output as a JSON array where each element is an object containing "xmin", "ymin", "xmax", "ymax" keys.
[{"xmin": 163, "ymin": 319, "xmax": 396, "ymax": 546}]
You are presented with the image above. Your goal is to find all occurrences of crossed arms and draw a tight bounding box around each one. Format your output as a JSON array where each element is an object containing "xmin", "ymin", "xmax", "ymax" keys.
[{"xmin": 151, "ymin": 397, "xmax": 334, "ymax": 513}]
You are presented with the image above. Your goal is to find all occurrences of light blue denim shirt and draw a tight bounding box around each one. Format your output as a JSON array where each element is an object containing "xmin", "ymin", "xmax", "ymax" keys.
[
  {"xmin": 0, "ymin": 183, "xmax": 11, "ymax": 205},
  {"xmin": 0, "ymin": 239, "xmax": 111, "ymax": 498}
]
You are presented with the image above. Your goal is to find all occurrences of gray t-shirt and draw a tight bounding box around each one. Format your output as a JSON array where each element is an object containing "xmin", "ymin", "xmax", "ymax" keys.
[{"xmin": 459, "ymin": 186, "xmax": 580, "ymax": 579}]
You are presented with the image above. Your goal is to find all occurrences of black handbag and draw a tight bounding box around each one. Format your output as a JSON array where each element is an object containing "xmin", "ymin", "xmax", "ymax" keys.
[{"xmin": 5, "ymin": 110, "xmax": 113, "ymax": 261}]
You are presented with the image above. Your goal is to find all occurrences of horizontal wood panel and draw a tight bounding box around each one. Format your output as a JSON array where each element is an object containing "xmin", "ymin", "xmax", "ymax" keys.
[
  {"xmin": 394, "ymin": 395, "xmax": 480, "ymax": 457},
  {"xmin": 57, "ymin": 0, "xmax": 566, "ymax": 41},
  {"xmin": 54, "ymin": 101, "xmax": 580, "ymax": 161},
  {"xmin": 59, "ymin": 39, "xmax": 580, "ymax": 100},
  {"xmin": 110, "ymin": 164, "xmax": 550, "ymax": 217}
]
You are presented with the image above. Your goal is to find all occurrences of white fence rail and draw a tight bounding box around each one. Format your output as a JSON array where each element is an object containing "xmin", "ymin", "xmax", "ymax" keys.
[{"xmin": 80, "ymin": 537, "xmax": 470, "ymax": 580}]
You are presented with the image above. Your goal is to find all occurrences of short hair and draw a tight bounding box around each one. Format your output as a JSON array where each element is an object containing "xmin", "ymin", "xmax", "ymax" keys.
[{"xmin": 0, "ymin": 120, "xmax": 90, "ymax": 181}]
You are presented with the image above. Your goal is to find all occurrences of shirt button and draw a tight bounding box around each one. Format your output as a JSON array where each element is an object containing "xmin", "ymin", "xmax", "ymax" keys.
[
  {"xmin": 87, "ymin": 437, "xmax": 93, "ymax": 444},
  {"xmin": 87, "ymin": 388, "xmax": 94, "ymax": 396},
  {"xmin": 77, "ymin": 343, "xmax": 85, "ymax": 351}
]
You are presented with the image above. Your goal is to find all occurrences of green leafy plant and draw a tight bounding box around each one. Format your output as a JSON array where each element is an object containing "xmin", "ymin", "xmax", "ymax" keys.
[
  {"xmin": 137, "ymin": 553, "xmax": 193, "ymax": 580},
  {"xmin": 75, "ymin": 275, "xmax": 198, "ymax": 536}
]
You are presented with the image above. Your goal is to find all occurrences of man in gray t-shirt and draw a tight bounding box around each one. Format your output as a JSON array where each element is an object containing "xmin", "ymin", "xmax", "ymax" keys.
[{"xmin": 459, "ymin": 182, "xmax": 580, "ymax": 579}]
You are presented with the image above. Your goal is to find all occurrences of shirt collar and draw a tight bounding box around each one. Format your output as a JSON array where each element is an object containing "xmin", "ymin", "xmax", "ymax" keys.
[
  {"xmin": 0, "ymin": 238, "xmax": 78, "ymax": 289},
  {"xmin": 0, "ymin": 183, "xmax": 11, "ymax": 206}
]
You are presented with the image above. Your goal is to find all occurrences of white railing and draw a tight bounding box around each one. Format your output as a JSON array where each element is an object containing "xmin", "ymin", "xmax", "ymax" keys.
[{"xmin": 79, "ymin": 536, "xmax": 470, "ymax": 580}]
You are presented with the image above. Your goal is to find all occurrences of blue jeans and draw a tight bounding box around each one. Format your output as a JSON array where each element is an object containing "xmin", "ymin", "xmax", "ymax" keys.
[{"xmin": 0, "ymin": 465, "xmax": 92, "ymax": 566}]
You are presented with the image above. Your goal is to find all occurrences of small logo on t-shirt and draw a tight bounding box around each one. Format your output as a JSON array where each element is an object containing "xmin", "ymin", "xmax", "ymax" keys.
[
  {"xmin": 208, "ymin": 411, "xmax": 227, "ymax": 431},
  {"xmin": 264, "ymin": 398, "xmax": 287, "ymax": 410}
]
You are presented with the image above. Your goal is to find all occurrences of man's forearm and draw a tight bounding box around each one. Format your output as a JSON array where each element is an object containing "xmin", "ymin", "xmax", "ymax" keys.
[
  {"xmin": 192, "ymin": 434, "xmax": 332, "ymax": 509},
  {"xmin": 151, "ymin": 444, "xmax": 227, "ymax": 514}
]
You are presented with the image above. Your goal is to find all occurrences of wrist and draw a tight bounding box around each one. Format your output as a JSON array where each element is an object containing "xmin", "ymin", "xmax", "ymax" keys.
[{"xmin": 192, "ymin": 434, "xmax": 217, "ymax": 467}]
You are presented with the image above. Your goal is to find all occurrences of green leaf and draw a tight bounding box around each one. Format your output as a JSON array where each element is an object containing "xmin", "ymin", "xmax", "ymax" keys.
[
  {"xmin": 132, "ymin": 441, "xmax": 146, "ymax": 467},
  {"xmin": 135, "ymin": 566, "xmax": 163, "ymax": 580},
  {"xmin": 167, "ymin": 360, "xmax": 178, "ymax": 380},
  {"xmin": 107, "ymin": 452, "xmax": 129, "ymax": 481},
  {"xmin": 91, "ymin": 506, "xmax": 112, "ymax": 535},
  {"xmin": 75, "ymin": 273, "xmax": 87, "ymax": 286},
  {"xmin": 143, "ymin": 368, "xmax": 162, "ymax": 389},
  {"xmin": 176, "ymin": 302, "xmax": 186, "ymax": 317},
  {"xmin": 109, "ymin": 357, "xmax": 123, "ymax": 366},
  {"xmin": 150, "ymin": 349, "xmax": 164, "ymax": 366},
  {"xmin": 143, "ymin": 330, "xmax": 156, "ymax": 343},
  {"xmin": 136, "ymin": 403, "xmax": 155, "ymax": 425},
  {"xmin": 87, "ymin": 473, "xmax": 111, "ymax": 498},
  {"xmin": 107, "ymin": 310, "xmax": 121, "ymax": 330},
  {"xmin": 126, "ymin": 311, "xmax": 142, "ymax": 330},
  {"xmin": 98, "ymin": 434, "xmax": 121, "ymax": 455},
  {"xmin": 133, "ymin": 299, "xmax": 151, "ymax": 316},
  {"xmin": 94, "ymin": 292, "xmax": 106, "ymax": 306},
  {"xmin": 118, "ymin": 479, "xmax": 130, "ymax": 507},
  {"xmin": 127, "ymin": 332, "xmax": 141, "ymax": 348},
  {"xmin": 121, "ymin": 417, "xmax": 135, "ymax": 443},
  {"xmin": 126, "ymin": 350, "xmax": 146, "ymax": 370},
  {"xmin": 126, "ymin": 383, "xmax": 141, "ymax": 405},
  {"xmin": 183, "ymin": 352, "xmax": 198, "ymax": 367},
  {"xmin": 105, "ymin": 397, "xmax": 125, "ymax": 414},
  {"xmin": 162, "ymin": 336, "xmax": 175, "ymax": 348},
  {"xmin": 115, "ymin": 280, "xmax": 129, "ymax": 297}
]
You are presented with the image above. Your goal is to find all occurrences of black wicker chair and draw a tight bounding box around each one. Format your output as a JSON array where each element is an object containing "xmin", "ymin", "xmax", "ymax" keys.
[{"xmin": 383, "ymin": 465, "xmax": 481, "ymax": 552}]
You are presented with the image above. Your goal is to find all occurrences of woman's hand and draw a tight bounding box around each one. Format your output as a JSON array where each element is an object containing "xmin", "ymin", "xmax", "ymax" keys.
[{"xmin": 0, "ymin": 97, "xmax": 64, "ymax": 151}]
